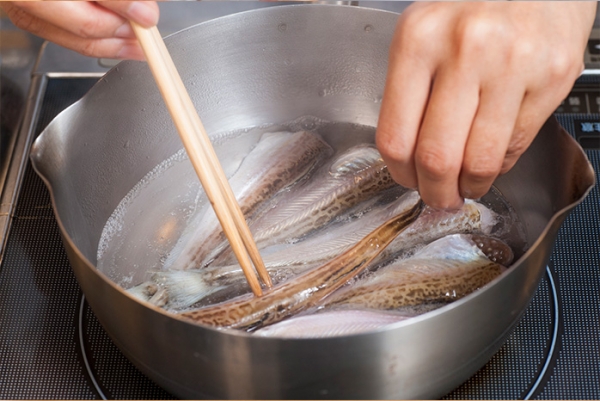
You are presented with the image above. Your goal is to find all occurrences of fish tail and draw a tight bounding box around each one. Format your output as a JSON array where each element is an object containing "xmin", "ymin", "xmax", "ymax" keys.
[
  {"xmin": 127, "ymin": 281, "xmax": 159, "ymax": 302},
  {"xmin": 151, "ymin": 270, "xmax": 223, "ymax": 310}
]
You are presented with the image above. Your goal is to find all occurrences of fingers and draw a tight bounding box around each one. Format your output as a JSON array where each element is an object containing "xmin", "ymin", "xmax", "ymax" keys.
[
  {"xmin": 100, "ymin": 1, "xmax": 160, "ymax": 28},
  {"xmin": 501, "ymin": 87, "xmax": 572, "ymax": 175},
  {"xmin": 375, "ymin": 38, "xmax": 433, "ymax": 190},
  {"xmin": 376, "ymin": 2, "xmax": 596, "ymax": 211},
  {"xmin": 501, "ymin": 64, "xmax": 583, "ymax": 174},
  {"xmin": 459, "ymin": 81, "xmax": 523, "ymax": 199},
  {"xmin": 2, "ymin": 2, "xmax": 145, "ymax": 59},
  {"xmin": 413, "ymin": 63, "xmax": 480, "ymax": 209},
  {"xmin": 12, "ymin": 1, "xmax": 128, "ymax": 39},
  {"xmin": 3, "ymin": 1, "xmax": 159, "ymax": 59}
]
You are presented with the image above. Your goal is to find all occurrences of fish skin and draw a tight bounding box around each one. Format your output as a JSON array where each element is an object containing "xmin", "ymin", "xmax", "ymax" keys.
[
  {"xmin": 164, "ymin": 131, "xmax": 332, "ymax": 270},
  {"xmin": 127, "ymin": 281, "xmax": 158, "ymax": 302},
  {"xmin": 179, "ymin": 199, "xmax": 425, "ymax": 330},
  {"xmin": 253, "ymin": 309, "xmax": 410, "ymax": 338},
  {"xmin": 210, "ymin": 144, "xmax": 397, "ymax": 265},
  {"xmin": 251, "ymin": 194, "xmax": 495, "ymax": 271},
  {"xmin": 151, "ymin": 270, "xmax": 226, "ymax": 310},
  {"xmin": 206, "ymin": 191, "xmax": 495, "ymax": 281},
  {"xmin": 382, "ymin": 199, "xmax": 497, "ymax": 260},
  {"xmin": 126, "ymin": 281, "xmax": 168, "ymax": 307},
  {"xmin": 469, "ymin": 234, "xmax": 514, "ymax": 266},
  {"xmin": 320, "ymin": 234, "xmax": 507, "ymax": 310},
  {"xmin": 150, "ymin": 194, "xmax": 498, "ymax": 310},
  {"xmin": 250, "ymin": 145, "xmax": 396, "ymax": 247}
]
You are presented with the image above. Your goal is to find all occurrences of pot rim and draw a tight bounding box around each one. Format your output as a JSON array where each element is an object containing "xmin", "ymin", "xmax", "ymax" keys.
[
  {"xmin": 29, "ymin": 3, "xmax": 596, "ymax": 343},
  {"xmin": 30, "ymin": 123, "xmax": 595, "ymax": 343}
]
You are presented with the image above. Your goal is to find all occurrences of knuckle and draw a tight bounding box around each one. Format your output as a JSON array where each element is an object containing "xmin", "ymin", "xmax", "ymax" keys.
[
  {"xmin": 78, "ymin": 40, "xmax": 99, "ymax": 58},
  {"xmin": 78, "ymin": 16, "xmax": 102, "ymax": 39},
  {"xmin": 375, "ymin": 130, "xmax": 411, "ymax": 164},
  {"xmin": 454, "ymin": 17, "xmax": 504, "ymax": 56},
  {"xmin": 547, "ymin": 53, "xmax": 579, "ymax": 80},
  {"xmin": 505, "ymin": 132, "xmax": 530, "ymax": 159},
  {"xmin": 511, "ymin": 39, "xmax": 537, "ymax": 64},
  {"xmin": 415, "ymin": 146, "xmax": 457, "ymax": 180},
  {"xmin": 396, "ymin": 8, "xmax": 440, "ymax": 55},
  {"xmin": 7, "ymin": 7, "xmax": 38, "ymax": 34},
  {"xmin": 462, "ymin": 158, "xmax": 500, "ymax": 182}
]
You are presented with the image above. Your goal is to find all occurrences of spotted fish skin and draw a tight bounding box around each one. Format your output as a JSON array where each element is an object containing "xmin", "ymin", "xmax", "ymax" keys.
[
  {"xmin": 250, "ymin": 144, "xmax": 396, "ymax": 246},
  {"xmin": 200, "ymin": 192, "xmax": 418, "ymax": 282},
  {"xmin": 150, "ymin": 194, "xmax": 499, "ymax": 310},
  {"xmin": 321, "ymin": 234, "xmax": 507, "ymax": 310},
  {"xmin": 164, "ymin": 131, "xmax": 332, "ymax": 270},
  {"xmin": 210, "ymin": 144, "xmax": 397, "ymax": 265},
  {"xmin": 179, "ymin": 200, "xmax": 424, "ymax": 330}
]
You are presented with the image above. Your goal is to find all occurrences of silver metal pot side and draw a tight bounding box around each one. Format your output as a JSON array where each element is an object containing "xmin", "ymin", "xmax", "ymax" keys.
[{"xmin": 30, "ymin": 5, "xmax": 594, "ymax": 399}]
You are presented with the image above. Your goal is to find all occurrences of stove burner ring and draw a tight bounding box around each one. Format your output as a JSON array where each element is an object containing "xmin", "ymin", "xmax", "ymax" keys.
[
  {"xmin": 78, "ymin": 296, "xmax": 108, "ymax": 400},
  {"xmin": 76, "ymin": 268, "xmax": 560, "ymax": 400},
  {"xmin": 524, "ymin": 266, "xmax": 560, "ymax": 400}
]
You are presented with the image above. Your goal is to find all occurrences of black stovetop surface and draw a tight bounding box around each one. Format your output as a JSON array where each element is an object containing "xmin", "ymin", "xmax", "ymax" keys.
[{"xmin": 0, "ymin": 77, "xmax": 598, "ymax": 400}]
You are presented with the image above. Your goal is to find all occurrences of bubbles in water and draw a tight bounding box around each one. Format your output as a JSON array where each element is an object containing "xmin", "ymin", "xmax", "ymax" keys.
[{"xmin": 97, "ymin": 116, "xmax": 526, "ymax": 310}]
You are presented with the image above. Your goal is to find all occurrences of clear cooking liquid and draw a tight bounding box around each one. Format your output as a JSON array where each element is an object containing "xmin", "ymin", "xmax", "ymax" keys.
[{"xmin": 97, "ymin": 116, "xmax": 527, "ymax": 314}]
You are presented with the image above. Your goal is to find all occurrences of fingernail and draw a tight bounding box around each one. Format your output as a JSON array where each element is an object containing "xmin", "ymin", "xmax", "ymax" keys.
[
  {"xmin": 117, "ymin": 43, "xmax": 146, "ymax": 61},
  {"xmin": 114, "ymin": 23, "xmax": 134, "ymax": 38},
  {"xmin": 127, "ymin": 2, "xmax": 159, "ymax": 27}
]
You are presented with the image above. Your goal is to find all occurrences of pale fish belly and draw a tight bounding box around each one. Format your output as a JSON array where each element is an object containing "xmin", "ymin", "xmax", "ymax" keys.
[
  {"xmin": 253, "ymin": 309, "xmax": 410, "ymax": 338},
  {"xmin": 178, "ymin": 200, "xmax": 424, "ymax": 330},
  {"xmin": 320, "ymin": 234, "xmax": 509, "ymax": 310},
  {"xmin": 254, "ymin": 195, "xmax": 498, "ymax": 272},
  {"xmin": 210, "ymin": 144, "xmax": 398, "ymax": 265},
  {"xmin": 142, "ymin": 193, "xmax": 500, "ymax": 310},
  {"xmin": 142, "ymin": 191, "xmax": 419, "ymax": 310},
  {"xmin": 380, "ymin": 199, "xmax": 498, "ymax": 260},
  {"xmin": 163, "ymin": 131, "xmax": 332, "ymax": 270},
  {"xmin": 247, "ymin": 144, "xmax": 396, "ymax": 248},
  {"xmin": 213, "ymin": 190, "xmax": 418, "ymax": 273}
]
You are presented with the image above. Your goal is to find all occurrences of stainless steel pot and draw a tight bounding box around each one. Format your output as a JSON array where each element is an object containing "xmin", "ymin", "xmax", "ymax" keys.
[{"xmin": 30, "ymin": 5, "xmax": 594, "ymax": 399}]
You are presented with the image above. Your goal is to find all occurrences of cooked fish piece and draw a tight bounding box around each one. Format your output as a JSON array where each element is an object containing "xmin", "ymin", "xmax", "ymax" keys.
[
  {"xmin": 150, "ymin": 270, "xmax": 226, "ymax": 310},
  {"xmin": 243, "ymin": 144, "xmax": 396, "ymax": 247},
  {"xmin": 320, "ymin": 234, "xmax": 510, "ymax": 310},
  {"xmin": 164, "ymin": 131, "xmax": 332, "ymax": 270},
  {"xmin": 146, "ymin": 191, "xmax": 417, "ymax": 310},
  {"xmin": 210, "ymin": 144, "xmax": 397, "ymax": 265},
  {"xmin": 127, "ymin": 281, "xmax": 168, "ymax": 307},
  {"xmin": 253, "ymin": 309, "xmax": 410, "ymax": 338},
  {"xmin": 208, "ymin": 190, "xmax": 420, "ymax": 280},
  {"xmin": 179, "ymin": 199, "xmax": 424, "ymax": 330},
  {"xmin": 253, "ymin": 193, "xmax": 497, "ymax": 271},
  {"xmin": 149, "ymin": 193, "xmax": 499, "ymax": 310}
]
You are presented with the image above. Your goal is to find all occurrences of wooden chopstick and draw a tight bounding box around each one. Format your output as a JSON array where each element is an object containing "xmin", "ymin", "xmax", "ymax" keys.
[
  {"xmin": 131, "ymin": 22, "xmax": 272, "ymax": 296},
  {"xmin": 145, "ymin": 27, "xmax": 273, "ymax": 290}
]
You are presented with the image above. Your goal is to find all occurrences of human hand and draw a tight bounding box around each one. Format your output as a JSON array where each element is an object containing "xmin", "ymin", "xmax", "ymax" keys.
[
  {"xmin": 376, "ymin": 2, "xmax": 596, "ymax": 209},
  {"xmin": 1, "ymin": 1, "xmax": 159, "ymax": 60}
]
